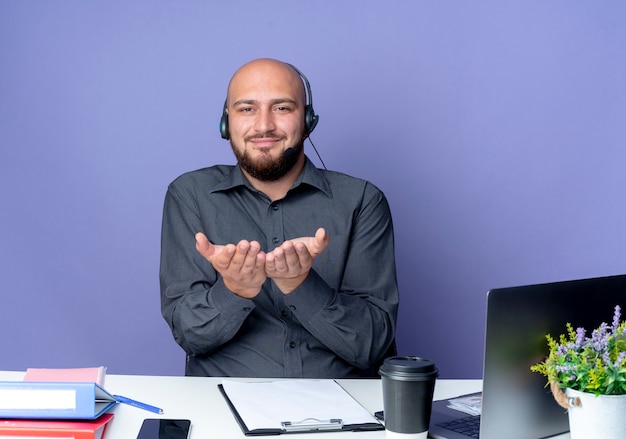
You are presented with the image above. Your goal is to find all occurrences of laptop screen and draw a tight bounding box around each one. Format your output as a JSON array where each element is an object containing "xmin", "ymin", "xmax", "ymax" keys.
[{"xmin": 479, "ymin": 274, "xmax": 626, "ymax": 439}]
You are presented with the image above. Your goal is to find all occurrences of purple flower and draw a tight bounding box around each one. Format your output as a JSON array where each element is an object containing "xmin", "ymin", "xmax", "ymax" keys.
[
  {"xmin": 615, "ymin": 352, "xmax": 626, "ymax": 368},
  {"xmin": 612, "ymin": 305, "xmax": 622, "ymax": 331},
  {"xmin": 531, "ymin": 305, "xmax": 626, "ymax": 396},
  {"xmin": 592, "ymin": 323, "xmax": 609, "ymax": 352},
  {"xmin": 575, "ymin": 327, "xmax": 585, "ymax": 349}
]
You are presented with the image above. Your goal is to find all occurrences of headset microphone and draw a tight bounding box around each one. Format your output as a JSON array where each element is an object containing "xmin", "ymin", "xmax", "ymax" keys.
[{"xmin": 283, "ymin": 147, "xmax": 295, "ymax": 157}]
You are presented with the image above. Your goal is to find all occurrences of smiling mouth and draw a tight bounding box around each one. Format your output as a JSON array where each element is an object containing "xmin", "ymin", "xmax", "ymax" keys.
[{"xmin": 247, "ymin": 136, "xmax": 283, "ymax": 149}]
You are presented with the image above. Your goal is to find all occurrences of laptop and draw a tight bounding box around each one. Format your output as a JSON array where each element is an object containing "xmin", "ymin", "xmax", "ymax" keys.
[{"xmin": 428, "ymin": 274, "xmax": 626, "ymax": 439}]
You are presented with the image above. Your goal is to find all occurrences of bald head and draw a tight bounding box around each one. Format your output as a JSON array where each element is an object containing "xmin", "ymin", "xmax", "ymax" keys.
[{"xmin": 226, "ymin": 58, "xmax": 306, "ymax": 109}]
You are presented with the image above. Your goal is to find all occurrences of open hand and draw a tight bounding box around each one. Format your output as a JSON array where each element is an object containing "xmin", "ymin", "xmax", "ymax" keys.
[
  {"xmin": 195, "ymin": 232, "xmax": 267, "ymax": 298},
  {"xmin": 265, "ymin": 228, "xmax": 330, "ymax": 294}
]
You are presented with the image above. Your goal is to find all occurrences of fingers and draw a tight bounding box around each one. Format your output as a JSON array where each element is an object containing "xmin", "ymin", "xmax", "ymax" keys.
[
  {"xmin": 265, "ymin": 242, "xmax": 309, "ymax": 294},
  {"xmin": 195, "ymin": 234, "xmax": 267, "ymax": 298},
  {"xmin": 195, "ymin": 228, "xmax": 330, "ymax": 296},
  {"xmin": 218, "ymin": 241, "xmax": 267, "ymax": 298},
  {"xmin": 212, "ymin": 240, "xmax": 261, "ymax": 273},
  {"xmin": 312, "ymin": 227, "xmax": 330, "ymax": 256},
  {"xmin": 266, "ymin": 240, "xmax": 311, "ymax": 275},
  {"xmin": 195, "ymin": 232, "xmax": 209, "ymax": 253},
  {"xmin": 230, "ymin": 240, "xmax": 261, "ymax": 273},
  {"xmin": 195, "ymin": 232, "xmax": 219, "ymax": 260}
]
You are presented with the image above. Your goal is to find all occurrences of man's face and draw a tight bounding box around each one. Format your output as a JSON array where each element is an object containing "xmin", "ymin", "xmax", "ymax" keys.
[{"xmin": 226, "ymin": 61, "xmax": 306, "ymax": 181}]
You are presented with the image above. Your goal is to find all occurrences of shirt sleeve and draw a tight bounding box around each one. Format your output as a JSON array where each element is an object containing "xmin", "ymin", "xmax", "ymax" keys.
[
  {"xmin": 159, "ymin": 180, "xmax": 255, "ymax": 355},
  {"xmin": 282, "ymin": 182, "xmax": 399, "ymax": 370}
]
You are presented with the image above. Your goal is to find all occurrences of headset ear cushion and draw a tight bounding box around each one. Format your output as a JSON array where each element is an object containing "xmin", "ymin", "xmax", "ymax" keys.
[
  {"xmin": 219, "ymin": 100, "xmax": 229, "ymax": 139},
  {"xmin": 305, "ymin": 105, "xmax": 319, "ymax": 135},
  {"xmin": 220, "ymin": 112, "xmax": 229, "ymax": 140}
]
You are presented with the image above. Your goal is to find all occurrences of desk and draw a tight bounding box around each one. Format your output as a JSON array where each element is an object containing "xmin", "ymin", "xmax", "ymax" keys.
[{"xmin": 0, "ymin": 371, "xmax": 568, "ymax": 438}]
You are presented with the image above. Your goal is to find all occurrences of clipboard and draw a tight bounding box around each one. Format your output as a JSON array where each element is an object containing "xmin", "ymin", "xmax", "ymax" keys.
[{"xmin": 218, "ymin": 380, "xmax": 384, "ymax": 435}]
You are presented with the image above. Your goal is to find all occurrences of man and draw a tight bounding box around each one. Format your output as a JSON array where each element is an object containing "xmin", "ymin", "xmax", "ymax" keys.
[{"xmin": 160, "ymin": 58, "xmax": 399, "ymax": 378}]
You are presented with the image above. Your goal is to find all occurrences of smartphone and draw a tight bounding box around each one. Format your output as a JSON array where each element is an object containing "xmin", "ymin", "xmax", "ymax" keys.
[{"xmin": 136, "ymin": 419, "xmax": 191, "ymax": 439}]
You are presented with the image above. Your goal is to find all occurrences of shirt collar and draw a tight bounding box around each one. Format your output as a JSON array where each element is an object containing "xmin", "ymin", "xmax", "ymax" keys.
[{"xmin": 210, "ymin": 156, "xmax": 333, "ymax": 198}]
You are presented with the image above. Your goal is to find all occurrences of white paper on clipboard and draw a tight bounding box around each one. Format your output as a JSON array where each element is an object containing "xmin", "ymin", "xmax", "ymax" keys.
[{"xmin": 220, "ymin": 379, "xmax": 381, "ymax": 432}]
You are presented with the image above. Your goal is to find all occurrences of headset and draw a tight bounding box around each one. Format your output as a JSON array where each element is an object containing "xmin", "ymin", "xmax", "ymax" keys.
[{"xmin": 219, "ymin": 63, "xmax": 319, "ymax": 140}]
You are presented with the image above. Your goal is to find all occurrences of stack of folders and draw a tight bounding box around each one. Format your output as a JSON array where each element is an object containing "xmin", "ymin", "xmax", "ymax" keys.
[{"xmin": 0, "ymin": 367, "xmax": 114, "ymax": 438}]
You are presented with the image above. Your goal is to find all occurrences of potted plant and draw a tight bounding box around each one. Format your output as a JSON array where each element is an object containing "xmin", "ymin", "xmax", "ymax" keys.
[{"xmin": 531, "ymin": 305, "xmax": 626, "ymax": 438}]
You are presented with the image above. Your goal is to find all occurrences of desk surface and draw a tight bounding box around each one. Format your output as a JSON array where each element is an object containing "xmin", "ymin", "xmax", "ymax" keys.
[{"xmin": 0, "ymin": 371, "xmax": 568, "ymax": 438}]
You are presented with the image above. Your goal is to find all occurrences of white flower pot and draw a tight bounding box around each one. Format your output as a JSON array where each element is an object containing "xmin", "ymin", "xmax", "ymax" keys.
[{"xmin": 565, "ymin": 388, "xmax": 626, "ymax": 439}]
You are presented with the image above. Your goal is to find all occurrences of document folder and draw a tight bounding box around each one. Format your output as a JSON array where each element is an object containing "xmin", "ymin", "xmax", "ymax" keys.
[
  {"xmin": 0, "ymin": 381, "xmax": 117, "ymax": 420},
  {"xmin": 0, "ymin": 412, "xmax": 113, "ymax": 438},
  {"xmin": 218, "ymin": 380, "xmax": 384, "ymax": 436},
  {"xmin": 23, "ymin": 367, "xmax": 107, "ymax": 387}
]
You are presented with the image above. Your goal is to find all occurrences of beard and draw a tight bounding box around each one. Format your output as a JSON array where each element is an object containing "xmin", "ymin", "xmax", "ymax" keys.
[{"xmin": 232, "ymin": 138, "xmax": 303, "ymax": 182}]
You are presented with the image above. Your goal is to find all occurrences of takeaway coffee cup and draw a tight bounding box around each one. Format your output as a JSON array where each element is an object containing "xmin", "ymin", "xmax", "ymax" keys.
[{"xmin": 379, "ymin": 356, "xmax": 439, "ymax": 439}]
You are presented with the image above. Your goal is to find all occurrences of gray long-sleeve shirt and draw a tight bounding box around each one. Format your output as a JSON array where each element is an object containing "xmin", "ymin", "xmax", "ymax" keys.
[{"xmin": 160, "ymin": 157, "xmax": 399, "ymax": 378}]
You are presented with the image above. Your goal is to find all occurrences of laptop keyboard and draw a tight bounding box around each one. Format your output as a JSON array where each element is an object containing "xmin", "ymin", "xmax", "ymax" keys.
[{"xmin": 436, "ymin": 415, "xmax": 481, "ymax": 438}]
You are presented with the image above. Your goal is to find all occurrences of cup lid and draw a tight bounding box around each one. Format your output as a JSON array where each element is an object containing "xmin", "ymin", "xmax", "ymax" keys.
[{"xmin": 379, "ymin": 356, "xmax": 439, "ymax": 380}]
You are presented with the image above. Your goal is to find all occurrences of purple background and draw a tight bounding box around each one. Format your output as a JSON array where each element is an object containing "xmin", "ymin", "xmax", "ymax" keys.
[{"xmin": 1, "ymin": 1, "xmax": 625, "ymax": 378}]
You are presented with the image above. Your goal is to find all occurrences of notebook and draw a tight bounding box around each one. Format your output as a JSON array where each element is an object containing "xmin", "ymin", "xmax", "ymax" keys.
[{"xmin": 428, "ymin": 273, "xmax": 626, "ymax": 439}]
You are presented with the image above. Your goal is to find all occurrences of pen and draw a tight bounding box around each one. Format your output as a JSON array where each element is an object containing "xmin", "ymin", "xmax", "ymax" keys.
[{"xmin": 114, "ymin": 395, "xmax": 164, "ymax": 414}]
